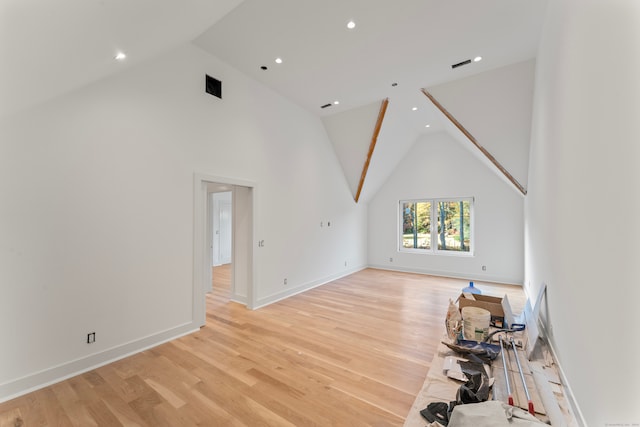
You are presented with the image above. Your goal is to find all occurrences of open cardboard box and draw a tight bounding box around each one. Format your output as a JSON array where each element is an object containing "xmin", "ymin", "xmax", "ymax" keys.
[{"xmin": 458, "ymin": 293, "xmax": 514, "ymax": 329}]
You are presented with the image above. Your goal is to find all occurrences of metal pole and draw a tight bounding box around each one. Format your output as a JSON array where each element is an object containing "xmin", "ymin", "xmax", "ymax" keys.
[
  {"xmin": 499, "ymin": 336, "xmax": 514, "ymax": 406},
  {"xmin": 510, "ymin": 337, "xmax": 535, "ymax": 416}
]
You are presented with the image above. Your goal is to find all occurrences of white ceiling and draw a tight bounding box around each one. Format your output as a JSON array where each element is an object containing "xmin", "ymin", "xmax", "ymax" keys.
[
  {"xmin": 1, "ymin": 0, "xmax": 548, "ymax": 201},
  {"xmin": 195, "ymin": 0, "xmax": 547, "ymax": 119},
  {"xmin": 0, "ymin": 0, "xmax": 243, "ymax": 118},
  {"xmin": 195, "ymin": 0, "xmax": 548, "ymax": 201}
]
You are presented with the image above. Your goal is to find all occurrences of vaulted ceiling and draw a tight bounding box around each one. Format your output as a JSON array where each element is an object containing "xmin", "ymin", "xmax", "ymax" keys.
[
  {"xmin": 1, "ymin": 0, "xmax": 548, "ymax": 202},
  {"xmin": 194, "ymin": 0, "xmax": 547, "ymax": 201}
]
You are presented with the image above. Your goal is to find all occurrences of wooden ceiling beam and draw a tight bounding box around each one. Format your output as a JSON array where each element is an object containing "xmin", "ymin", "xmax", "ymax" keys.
[
  {"xmin": 421, "ymin": 89, "xmax": 527, "ymax": 196},
  {"xmin": 355, "ymin": 98, "xmax": 389, "ymax": 203}
]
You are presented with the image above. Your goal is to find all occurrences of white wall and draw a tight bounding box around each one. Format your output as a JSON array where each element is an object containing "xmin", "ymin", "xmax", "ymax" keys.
[
  {"xmin": 322, "ymin": 101, "xmax": 381, "ymax": 199},
  {"xmin": 369, "ymin": 132, "xmax": 523, "ymax": 284},
  {"xmin": 526, "ymin": 0, "xmax": 640, "ymax": 424},
  {"xmin": 232, "ymin": 185, "xmax": 251, "ymax": 303},
  {"xmin": 0, "ymin": 43, "xmax": 367, "ymax": 400}
]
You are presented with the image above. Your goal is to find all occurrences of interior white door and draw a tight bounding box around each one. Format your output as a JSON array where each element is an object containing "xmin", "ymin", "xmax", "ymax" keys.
[
  {"xmin": 219, "ymin": 200, "xmax": 232, "ymax": 264},
  {"xmin": 213, "ymin": 197, "xmax": 220, "ymax": 266}
]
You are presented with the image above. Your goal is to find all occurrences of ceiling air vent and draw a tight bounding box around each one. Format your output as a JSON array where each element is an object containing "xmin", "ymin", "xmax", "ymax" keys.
[
  {"xmin": 205, "ymin": 75, "xmax": 222, "ymax": 99},
  {"xmin": 451, "ymin": 59, "xmax": 471, "ymax": 69}
]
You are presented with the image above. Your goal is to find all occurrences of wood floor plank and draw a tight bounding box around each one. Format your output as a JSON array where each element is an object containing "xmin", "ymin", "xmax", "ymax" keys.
[
  {"xmin": 184, "ymin": 389, "xmax": 247, "ymax": 426},
  {"xmin": 0, "ymin": 407, "xmax": 24, "ymax": 427},
  {"xmin": 36, "ymin": 387, "xmax": 75, "ymax": 426},
  {"xmin": 97, "ymin": 388, "xmax": 147, "ymax": 427},
  {"xmin": 126, "ymin": 386, "xmax": 164, "ymax": 427},
  {"xmin": 10, "ymin": 394, "xmax": 46, "ymax": 427},
  {"xmin": 51, "ymin": 381, "xmax": 99, "ymax": 427},
  {"xmin": 0, "ymin": 267, "xmax": 525, "ymax": 426}
]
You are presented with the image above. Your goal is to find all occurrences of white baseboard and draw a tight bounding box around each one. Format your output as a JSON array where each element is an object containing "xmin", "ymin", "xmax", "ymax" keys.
[
  {"xmin": 0, "ymin": 322, "xmax": 199, "ymax": 404},
  {"xmin": 536, "ymin": 320, "xmax": 587, "ymax": 427},
  {"xmin": 254, "ymin": 265, "xmax": 366, "ymax": 309},
  {"xmin": 367, "ymin": 264, "xmax": 522, "ymax": 286}
]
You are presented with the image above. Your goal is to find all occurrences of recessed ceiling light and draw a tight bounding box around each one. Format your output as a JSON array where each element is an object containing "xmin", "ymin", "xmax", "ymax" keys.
[
  {"xmin": 412, "ymin": 107, "xmax": 418, "ymax": 111},
  {"xmin": 275, "ymin": 57, "xmax": 283, "ymax": 64},
  {"xmin": 114, "ymin": 52, "xmax": 126, "ymax": 61},
  {"xmin": 333, "ymin": 100, "xmax": 340, "ymax": 105},
  {"xmin": 347, "ymin": 20, "xmax": 356, "ymax": 29},
  {"xmin": 474, "ymin": 56, "xmax": 483, "ymax": 62},
  {"xmin": 425, "ymin": 124, "xmax": 431, "ymax": 128}
]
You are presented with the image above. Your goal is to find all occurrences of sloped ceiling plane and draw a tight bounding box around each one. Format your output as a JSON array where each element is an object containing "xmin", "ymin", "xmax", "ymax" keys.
[{"xmin": 2, "ymin": 0, "xmax": 547, "ymax": 201}]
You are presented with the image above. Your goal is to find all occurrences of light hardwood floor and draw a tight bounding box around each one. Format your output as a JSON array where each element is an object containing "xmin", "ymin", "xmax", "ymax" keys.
[
  {"xmin": 209, "ymin": 263, "xmax": 232, "ymax": 304},
  {"xmin": 0, "ymin": 268, "xmax": 524, "ymax": 426}
]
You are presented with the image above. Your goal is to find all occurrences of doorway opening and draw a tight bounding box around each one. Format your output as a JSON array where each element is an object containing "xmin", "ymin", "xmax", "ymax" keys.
[
  {"xmin": 208, "ymin": 188, "xmax": 233, "ymax": 304},
  {"xmin": 193, "ymin": 174, "xmax": 256, "ymax": 327}
]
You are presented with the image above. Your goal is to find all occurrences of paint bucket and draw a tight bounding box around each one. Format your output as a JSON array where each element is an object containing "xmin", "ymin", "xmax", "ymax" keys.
[{"xmin": 462, "ymin": 306, "xmax": 491, "ymax": 341}]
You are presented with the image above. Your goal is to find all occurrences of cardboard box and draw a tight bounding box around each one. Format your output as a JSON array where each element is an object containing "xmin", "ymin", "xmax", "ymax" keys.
[{"xmin": 458, "ymin": 293, "xmax": 506, "ymax": 328}]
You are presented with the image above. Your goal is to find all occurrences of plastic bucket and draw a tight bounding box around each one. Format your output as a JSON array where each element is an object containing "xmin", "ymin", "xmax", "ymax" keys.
[{"xmin": 462, "ymin": 306, "xmax": 491, "ymax": 341}]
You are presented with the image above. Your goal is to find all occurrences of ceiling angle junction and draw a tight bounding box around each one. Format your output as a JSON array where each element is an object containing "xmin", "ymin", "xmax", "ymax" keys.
[
  {"xmin": 355, "ymin": 98, "xmax": 389, "ymax": 203},
  {"xmin": 421, "ymin": 89, "xmax": 527, "ymax": 196}
]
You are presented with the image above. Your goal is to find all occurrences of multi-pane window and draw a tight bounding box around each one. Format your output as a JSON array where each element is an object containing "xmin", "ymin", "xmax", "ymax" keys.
[
  {"xmin": 401, "ymin": 201, "xmax": 431, "ymax": 250},
  {"xmin": 400, "ymin": 198, "xmax": 473, "ymax": 254}
]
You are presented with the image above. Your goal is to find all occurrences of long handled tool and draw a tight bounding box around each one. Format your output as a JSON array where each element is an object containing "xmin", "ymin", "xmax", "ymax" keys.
[
  {"xmin": 498, "ymin": 336, "xmax": 514, "ymax": 406},
  {"xmin": 510, "ymin": 337, "xmax": 535, "ymax": 416}
]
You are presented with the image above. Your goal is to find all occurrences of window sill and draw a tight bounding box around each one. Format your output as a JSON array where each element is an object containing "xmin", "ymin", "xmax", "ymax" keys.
[{"xmin": 399, "ymin": 248, "xmax": 475, "ymax": 257}]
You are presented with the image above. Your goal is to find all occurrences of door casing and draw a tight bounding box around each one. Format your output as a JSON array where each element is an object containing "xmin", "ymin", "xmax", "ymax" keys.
[{"xmin": 194, "ymin": 174, "xmax": 257, "ymax": 326}]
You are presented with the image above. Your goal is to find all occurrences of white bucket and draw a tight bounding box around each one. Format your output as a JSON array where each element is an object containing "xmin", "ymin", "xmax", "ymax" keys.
[{"xmin": 462, "ymin": 306, "xmax": 491, "ymax": 341}]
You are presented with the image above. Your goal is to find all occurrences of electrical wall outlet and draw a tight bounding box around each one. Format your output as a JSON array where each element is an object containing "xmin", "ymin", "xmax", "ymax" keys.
[
  {"xmin": 482, "ymin": 265, "xmax": 487, "ymax": 271},
  {"xmin": 389, "ymin": 257, "xmax": 393, "ymax": 262},
  {"xmin": 87, "ymin": 332, "xmax": 96, "ymax": 344},
  {"xmin": 284, "ymin": 278, "xmax": 287, "ymax": 285}
]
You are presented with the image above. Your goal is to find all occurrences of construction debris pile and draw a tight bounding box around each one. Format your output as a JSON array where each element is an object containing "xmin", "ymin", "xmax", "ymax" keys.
[{"xmin": 403, "ymin": 283, "xmax": 579, "ymax": 427}]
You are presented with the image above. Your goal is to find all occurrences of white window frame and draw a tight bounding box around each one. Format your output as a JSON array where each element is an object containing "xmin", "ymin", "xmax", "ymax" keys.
[{"xmin": 398, "ymin": 197, "xmax": 474, "ymax": 256}]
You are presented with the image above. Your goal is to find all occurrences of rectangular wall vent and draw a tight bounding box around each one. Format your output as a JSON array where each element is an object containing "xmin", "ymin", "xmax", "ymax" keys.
[
  {"xmin": 206, "ymin": 75, "xmax": 222, "ymax": 99},
  {"xmin": 451, "ymin": 59, "xmax": 471, "ymax": 69}
]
